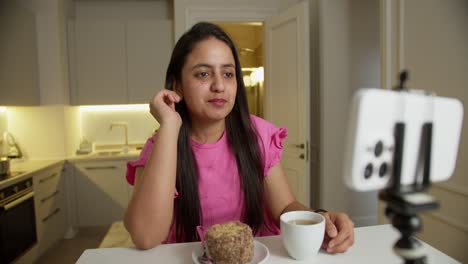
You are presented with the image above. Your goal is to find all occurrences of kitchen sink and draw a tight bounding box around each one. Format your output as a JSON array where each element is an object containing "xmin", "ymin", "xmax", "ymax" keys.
[{"xmin": 96, "ymin": 151, "xmax": 123, "ymax": 156}]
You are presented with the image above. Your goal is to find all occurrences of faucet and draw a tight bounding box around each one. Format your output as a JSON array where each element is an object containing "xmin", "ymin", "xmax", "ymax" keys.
[{"xmin": 110, "ymin": 122, "xmax": 129, "ymax": 153}]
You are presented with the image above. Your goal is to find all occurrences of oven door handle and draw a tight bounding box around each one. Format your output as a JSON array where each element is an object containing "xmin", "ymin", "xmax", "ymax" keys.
[{"xmin": 2, "ymin": 191, "xmax": 34, "ymax": 211}]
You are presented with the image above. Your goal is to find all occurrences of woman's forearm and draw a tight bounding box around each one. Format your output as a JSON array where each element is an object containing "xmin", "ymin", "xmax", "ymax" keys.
[
  {"xmin": 124, "ymin": 123, "xmax": 180, "ymax": 249},
  {"xmin": 281, "ymin": 200, "xmax": 312, "ymax": 215}
]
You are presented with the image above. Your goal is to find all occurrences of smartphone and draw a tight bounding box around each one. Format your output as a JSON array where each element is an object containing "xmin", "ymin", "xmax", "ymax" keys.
[{"xmin": 343, "ymin": 88, "xmax": 464, "ymax": 192}]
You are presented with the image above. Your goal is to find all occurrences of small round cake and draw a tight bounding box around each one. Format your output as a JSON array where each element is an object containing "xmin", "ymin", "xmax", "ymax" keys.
[{"xmin": 205, "ymin": 221, "xmax": 254, "ymax": 264}]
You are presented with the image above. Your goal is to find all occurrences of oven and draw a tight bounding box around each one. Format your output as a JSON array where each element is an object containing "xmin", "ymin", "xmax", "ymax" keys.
[{"xmin": 0, "ymin": 178, "xmax": 37, "ymax": 263}]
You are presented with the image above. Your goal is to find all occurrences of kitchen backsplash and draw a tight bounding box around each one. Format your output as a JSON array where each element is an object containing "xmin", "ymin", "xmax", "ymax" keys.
[
  {"xmin": 80, "ymin": 105, "xmax": 157, "ymax": 146},
  {"xmin": 3, "ymin": 105, "xmax": 157, "ymax": 159},
  {"xmin": 6, "ymin": 106, "xmax": 79, "ymax": 159},
  {"xmin": 0, "ymin": 109, "xmax": 6, "ymax": 136}
]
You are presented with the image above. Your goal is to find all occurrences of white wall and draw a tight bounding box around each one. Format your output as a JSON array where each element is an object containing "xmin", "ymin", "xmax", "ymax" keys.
[
  {"xmin": 64, "ymin": 106, "xmax": 81, "ymax": 156},
  {"xmin": 346, "ymin": 0, "xmax": 380, "ymax": 226},
  {"xmin": 318, "ymin": 0, "xmax": 380, "ymax": 226},
  {"xmin": 399, "ymin": 0, "xmax": 468, "ymax": 262},
  {"xmin": 0, "ymin": 111, "xmax": 6, "ymax": 136},
  {"xmin": 0, "ymin": 109, "xmax": 6, "ymax": 158}
]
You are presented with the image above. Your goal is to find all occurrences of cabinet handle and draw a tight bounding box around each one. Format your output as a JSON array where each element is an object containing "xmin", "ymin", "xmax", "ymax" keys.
[
  {"xmin": 85, "ymin": 166, "xmax": 117, "ymax": 170},
  {"xmin": 39, "ymin": 173, "xmax": 58, "ymax": 184},
  {"xmin": 42, "ymin": 208, "xmax": 61, "ymax": 223},
  {"xmin": 40, "ymin": 190, "xmax": 60, "ymax": 203}
]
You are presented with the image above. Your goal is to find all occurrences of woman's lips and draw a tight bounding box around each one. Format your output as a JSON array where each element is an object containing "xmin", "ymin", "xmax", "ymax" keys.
[{"xmin": 208, "ymin": 99, "xmax": 227, "ymax": 106}]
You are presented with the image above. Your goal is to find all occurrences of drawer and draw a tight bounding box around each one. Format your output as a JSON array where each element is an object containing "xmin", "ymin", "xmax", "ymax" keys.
[
  {"xmin": 35, "ymin": 187, "xmax": 65, "ymax": 220},
  {"xmin": 34, "ymin": 165, "xmax": 63, "ymax": 194},
  {"xmin": 36, "ymin": 205, "xmax": 67, "ymax": 256}
]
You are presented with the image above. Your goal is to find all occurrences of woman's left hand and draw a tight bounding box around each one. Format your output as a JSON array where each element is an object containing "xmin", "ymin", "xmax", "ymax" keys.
[{"xmin": 319, "ymin": 212, "xmax": 354, "ymax": 253}]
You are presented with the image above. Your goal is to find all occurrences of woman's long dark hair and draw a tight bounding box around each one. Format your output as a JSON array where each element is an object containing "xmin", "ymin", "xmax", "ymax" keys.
[{"xmin": 164, "ymin": 22, "xmax": 265, "ymax": 242}]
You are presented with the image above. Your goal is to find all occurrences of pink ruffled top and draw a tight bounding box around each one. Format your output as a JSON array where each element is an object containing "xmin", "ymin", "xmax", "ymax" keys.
[{"xmin": 126, "ymin": 115, "xmax": 288, "ymax": 243}]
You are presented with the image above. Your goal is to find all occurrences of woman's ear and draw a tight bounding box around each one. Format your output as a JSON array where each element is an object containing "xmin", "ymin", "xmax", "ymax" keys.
[{"xmin": 173, "ymin": 81, "xmax": 183, "ymax": 98}]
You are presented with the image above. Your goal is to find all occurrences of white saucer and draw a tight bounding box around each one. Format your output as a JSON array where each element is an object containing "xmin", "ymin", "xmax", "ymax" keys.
[{"xmin": 191, "ymin": 240, "xmax": 269, "ymax": 264}]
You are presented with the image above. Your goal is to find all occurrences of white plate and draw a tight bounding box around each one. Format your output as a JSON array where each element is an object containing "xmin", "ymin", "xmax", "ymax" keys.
[{"xmin": 192, "ymin": 240, "xmax": 269, "ymax": 264}]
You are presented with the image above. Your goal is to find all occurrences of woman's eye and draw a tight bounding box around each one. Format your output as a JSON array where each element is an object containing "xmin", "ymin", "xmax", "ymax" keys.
[
  {"xmin": 224, "ymin": 72, "xmax": 234, "ymax": 78},
  {"xmin": 196, "ymin": 72, "xmax": 209, "ymax": 78}
]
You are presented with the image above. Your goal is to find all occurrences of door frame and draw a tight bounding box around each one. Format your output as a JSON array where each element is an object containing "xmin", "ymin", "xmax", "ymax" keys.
[{"xmin": 174, "ymin": 5, "xmax": 279, "ymax": 42}]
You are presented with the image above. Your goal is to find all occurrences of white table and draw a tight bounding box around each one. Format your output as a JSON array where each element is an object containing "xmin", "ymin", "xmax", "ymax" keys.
[{"xmin": 77, "ymin": 225, "xmax": 460, "ymax": 263}]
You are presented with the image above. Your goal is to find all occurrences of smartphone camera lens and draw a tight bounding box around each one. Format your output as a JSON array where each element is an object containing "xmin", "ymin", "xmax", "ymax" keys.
[
  {"xmin": 364, "ymin": 163, "xmax": 373, "ymax": 179},
  {"xmin": 379, "ymin": 163, "xmax": 388, "ymax": 177},
  {"xmin": 374, "ymin": 141, "xmax": 383, "ymax": 157}
]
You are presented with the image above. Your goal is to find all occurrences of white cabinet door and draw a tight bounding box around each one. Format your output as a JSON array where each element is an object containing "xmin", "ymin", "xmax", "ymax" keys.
[
  {"xmin": 69, "ymin": 18, "xmax": 174, "ymax": 105},
  {"xmin": 127, "ymin": 19, "xmax": 173, "ymax": 103},
  {"xmin": 72, "ymin": 19, "xmax": 127, "ymax": 105},
  {"xmin": 74, "ymin": 160, "xmax": 130, "ymax": 226},
  {"xmin": 0, "ymin": 2, "xmax": 40, "ymax": 105}
]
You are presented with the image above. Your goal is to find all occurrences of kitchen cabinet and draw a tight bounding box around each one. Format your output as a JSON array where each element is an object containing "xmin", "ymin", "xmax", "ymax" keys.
[
  {"xmin": 70, "ymin": 19, "xmax": 127, "ymax": 104},
  {"xmin": 0, "ymin": 2, "xmax": 40, "ymax": 105},
  {"xmin": 73, "ymin": 159, "xmax": 132, "ymax": 226},
  {"xmin": 33, "ymin": 163, "xmax": 67, "ymax": 257},
  {"xmin": 126, "ymin": 19, "xmax": 173, "ymax": 103},
  {"xmin": 69, "ymin": 19, "xmax": 173, "ymax": 105}
]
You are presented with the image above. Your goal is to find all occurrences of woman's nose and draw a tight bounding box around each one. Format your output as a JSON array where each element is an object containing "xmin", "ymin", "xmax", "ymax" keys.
[{"xmin": 210, "ymin": 74, "xmax": 225, "ymax": 92}]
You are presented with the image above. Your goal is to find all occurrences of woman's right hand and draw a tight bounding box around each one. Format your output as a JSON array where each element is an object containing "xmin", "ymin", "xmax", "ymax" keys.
[{"xmin": 150, "ymin": 89, "xmax": 182, "ymax": 128}]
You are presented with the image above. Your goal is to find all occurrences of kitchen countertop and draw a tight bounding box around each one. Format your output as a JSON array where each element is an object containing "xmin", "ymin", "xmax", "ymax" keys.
[
  {"xmin": 1, "ymin": 159, "xmax": 64, "ymax": 189},
  {"xmin": 0, "ymin": 150, "xmax": 141, "ymax": 189},
  {"xmin": 67, "ymin": 150, "xmax": 140, "ymax": 162}
]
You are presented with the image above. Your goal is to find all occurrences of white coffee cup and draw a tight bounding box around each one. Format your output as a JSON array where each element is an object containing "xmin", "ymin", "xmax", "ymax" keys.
[{"xmin": 280, "ymin": 211, "xmax": 325, "ymax": 260}]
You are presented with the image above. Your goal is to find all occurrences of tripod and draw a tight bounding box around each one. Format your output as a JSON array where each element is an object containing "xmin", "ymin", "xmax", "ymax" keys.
[{"xmin": 379, "ymin": 72, "xmax": 439, "ymax": 264}]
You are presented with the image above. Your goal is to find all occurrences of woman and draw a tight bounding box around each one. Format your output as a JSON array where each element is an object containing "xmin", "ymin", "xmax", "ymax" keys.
[{"xmin": 124, "ymin": 22, "xmax": 354, "ymax": 253}]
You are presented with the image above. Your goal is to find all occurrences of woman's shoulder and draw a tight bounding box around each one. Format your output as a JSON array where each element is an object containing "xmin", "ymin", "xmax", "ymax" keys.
[
  {"xmin": 249, "ymin": 114, "xmax": 276, "ymax": 132},
  {"xmin": 249, "ymin": 115, "xmax": 288, "ymax": 175},
  {"xmin": 249, "ymin": 114, "xmax": 288, "ymax": 142}
]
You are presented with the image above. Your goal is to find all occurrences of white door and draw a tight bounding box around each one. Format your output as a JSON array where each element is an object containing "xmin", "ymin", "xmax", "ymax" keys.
[{"xmin": 264, "ymin": 1, "xmax": 310, "ymax": 207}]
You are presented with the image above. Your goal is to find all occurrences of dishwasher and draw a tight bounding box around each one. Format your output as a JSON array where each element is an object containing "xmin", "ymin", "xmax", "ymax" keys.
[{"xmin": 0, "ymin": 178, "xmax": 37, "ymax": 263}]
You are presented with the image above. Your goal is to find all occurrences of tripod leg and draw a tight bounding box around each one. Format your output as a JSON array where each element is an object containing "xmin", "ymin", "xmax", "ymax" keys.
[{"xmin": 390, "ymin": 211, "xmax": 427, "ymax": 264}]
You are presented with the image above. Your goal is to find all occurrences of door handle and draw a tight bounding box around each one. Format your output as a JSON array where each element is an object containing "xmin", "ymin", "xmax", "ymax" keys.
[
  {"xmin": 297, "ymin": 141, "xmax": 309, "ymax": 161},
  {"xmin": 3, "ymin": 191, "xmax": 34, "ymax": 211},
  {"xmin": 295, "ymin": 143, "xmax": 305, "ymax": 149},
  {"xmin": 42, "ymin": 208, "xmax": 61, "ymax": 223},
  {"xmin": 40, "ymin": 190, "xmax": 60, "ymax": 203},
  {"xmin": 39, "ymin": 173, "xmax": 58, "ymax": 184}
]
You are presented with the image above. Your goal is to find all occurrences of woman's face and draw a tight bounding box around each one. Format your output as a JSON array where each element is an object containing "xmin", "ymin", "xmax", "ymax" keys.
[{"xmin": 178, "ymin": 37, "xmax": 237, "ymax": 124}]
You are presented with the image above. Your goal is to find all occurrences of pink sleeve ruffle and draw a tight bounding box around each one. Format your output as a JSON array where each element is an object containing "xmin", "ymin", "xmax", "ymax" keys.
[
  {"xmin": 264, "ymin": 126, "xmax": 288, "ymax": 176},
  {"xmin": 125, "ymin": 135, "xmax": 179, "ymax": 199},
  {"xmin": 126, "ymin": 136, "xmax": 155, "ymax": 185}
]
